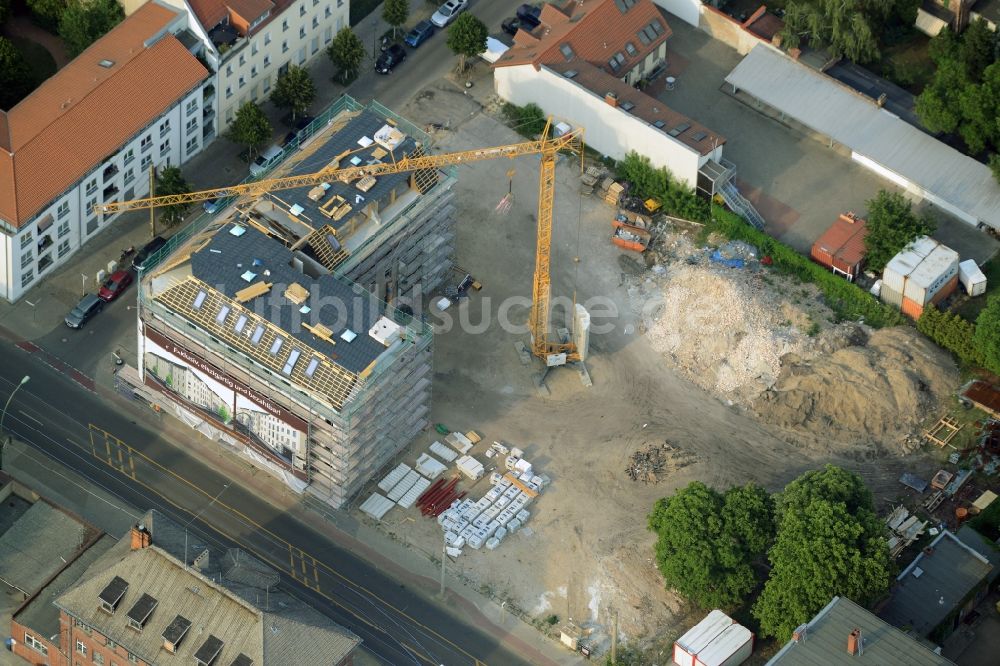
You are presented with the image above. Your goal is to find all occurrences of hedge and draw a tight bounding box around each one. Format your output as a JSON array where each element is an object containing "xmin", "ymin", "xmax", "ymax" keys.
[
  {"xmin": 614, "ymin": 152, "xmax": 710, "ymax": 222},
  {"xmin": 708, "ymin": 206, "xmax": 905, "ymax": 328},
  {"xmin": 917, "ymin": 306, "xmax": 983, "ymax": 367}
]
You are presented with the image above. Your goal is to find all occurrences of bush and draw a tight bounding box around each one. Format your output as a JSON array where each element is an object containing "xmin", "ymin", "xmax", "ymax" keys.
[
  {"xmin": 710, "ymin": 206, "xmax": 904, "ymax": 328},
  {"xmin": 501, "ymin": 102, "xmax": 548, "ymax": 138},
  {"xmin": 917, "ymin": 306, "xmax": 983, "ymax": 367},
  {"xmin": 614, "ymin": 152, "xmax": 710, "ymax": 222}
]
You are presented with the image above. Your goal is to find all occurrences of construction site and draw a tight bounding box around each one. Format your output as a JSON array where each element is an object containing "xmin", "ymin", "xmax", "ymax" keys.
[{"xmin": 107, "ymin": 83, "xmax": 987, "ymax": 655}]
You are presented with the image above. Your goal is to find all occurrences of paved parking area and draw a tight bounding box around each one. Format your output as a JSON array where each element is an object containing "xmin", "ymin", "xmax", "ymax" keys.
[{"xmin": 656, "ymin": 17, "xmax": 999, "ymax": 264}]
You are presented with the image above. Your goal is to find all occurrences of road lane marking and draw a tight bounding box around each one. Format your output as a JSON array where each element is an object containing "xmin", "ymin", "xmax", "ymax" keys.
[{"xmin": 17, "ymin": 410, "xmax": 42, "ymax": 426}]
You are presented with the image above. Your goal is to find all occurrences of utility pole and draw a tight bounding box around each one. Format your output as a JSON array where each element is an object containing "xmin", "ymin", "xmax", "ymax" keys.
[
  {"xmin": 439, "ymin": 532, "xmax": 447, "ymax": 598},
  {"xmin": 0, "ymin": 376, "xmax": 30, "ymax": 470},
  {"xmin": 149, "ymin": 165, "xmax": 156, "ymax": 238}
]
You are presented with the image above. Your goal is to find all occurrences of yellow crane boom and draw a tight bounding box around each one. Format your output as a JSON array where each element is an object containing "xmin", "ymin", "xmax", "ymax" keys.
[{"xmin": 97, "ymin": 122, "xmax": 584, "ymax": 363}]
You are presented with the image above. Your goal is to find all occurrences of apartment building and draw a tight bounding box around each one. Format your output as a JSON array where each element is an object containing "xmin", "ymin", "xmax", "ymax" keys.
[
  {"xmin": 128, "ymin": 98, "xmax": 456, "ymax": 508},
  {"xmin": 139, "ymin": 0, "xmax": 349, "ymax": 130},
  {"xmin": 0, "ymin": 2, "xmax": 214, "ymax": 303}
]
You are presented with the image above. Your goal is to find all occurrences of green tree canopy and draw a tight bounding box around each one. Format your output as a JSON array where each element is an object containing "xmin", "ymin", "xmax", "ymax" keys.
[
  {"xmin": 648, "ymin": 481, "xmax": 774, "ymax": 609},
  {"xmin": 27, "ymin": 0, "xmax": 67, "ymax": 30},
  {"xmin": 753, "ymin": 466, "xmax": 891, "ymax": 642},
  {"xmin": 975, "ymin": 293, "xmax": 1000, "ymax": 375},
  {"xmin": 382, "ymin": 0, "xmax": 409, "ymax": 38},
  {"xmin": 862, "ymin": 190, "xmax": 935, "ymax": 272},
  {"xmin": 0, "ymin": 0, "xmax": 11, "ymax": 26},
  {"xmin": 0, "ymin": 37, "xmax": 35, "ymax": 110},
  {"xmin": 327, "ymin": 27, "xmax": 365, "ymax": 84},
  {"xmin": 915, "ymin": 58, "xmax": 968, "ymax": 135},
  {"xmin": 270, "ymin": 65, "xmax": 315, "ymax": 120},
  {"xmin": 990, "ymin": 153, "xmax": 1000, "ymax": 186},
  {"xmin": 958, "ymin": 18, "xmax": 997, "ymax": 81},
  {"xmin": 59, "ymin": 0, "xmax": 124, "ymax": 58},
  {"xmin": 154, "ymin": 166, "xmax": 191, "ymax": 227},
  {"xmin": 780, "ymin": 0, "xmax": 895, "ymax": 64},
  {"xmin": 446, "ymin": 12, "xmax": 488, "ymax": 72},
  {"xmin": 226, "ymin": 101, "xmax": 272, "ymax": 161}
]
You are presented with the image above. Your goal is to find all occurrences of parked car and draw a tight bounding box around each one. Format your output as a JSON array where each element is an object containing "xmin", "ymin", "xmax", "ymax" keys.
[
  {"xmin": 65, "ymin": 294, "xmax": 104, "ymax": 329},
  {"xmin": 375, "ymin": 44, "xmax": 407, "ymax": 74},
  {"xmin": 98, "ymin": 270, "xmax": 134, "ymax": 302},
  {"xmin": 132, "ymin": 235, "xmax": 167, "ymax": 272},
  {"xmin": 516, "ymin": 3, "xmax": 542, "ymax": 29},
  {"xmin": 293, "ymin": 114, "xmax": 314, "ymax": 133},
  {"xmin": 405, "ymin": 20, "xmax": 436, "ymax": 47},
  {"xmin": 430, "ymin": 0, "xmax": 468, "ymax": 27},
  {"xmin": 280, "ymin": 131, "xmax": 297, "ymax": 147},
  {"xmin": 501, "ymin": 17, "xmax": 521, "ymax": 35},
  {"xmin": 203, "ymin": 198, "xmax": 222, "ymax": 214},
  {"xmin": 249, "ymin": 144, "xmax": 283, "ymax": 177}
]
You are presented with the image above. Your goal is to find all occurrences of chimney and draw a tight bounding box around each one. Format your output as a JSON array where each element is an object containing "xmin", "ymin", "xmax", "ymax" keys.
[
  {"xmin": 130, "ymin": 523, "xmax": 151, "ymax": 550},
  {"xmin": 192, "ymin": 548, "xmax": 210, "ymax": 572},
  {"xmin": 846, "ymin": 628, "xmax": 861, "ymax": 656},
  {"xmin": 605, "ymin": 92, "xmax": 618, "ymax": 107},
  {"xmin": 876, "ymin": 93, "xmax": 888, "ymax": 108}
]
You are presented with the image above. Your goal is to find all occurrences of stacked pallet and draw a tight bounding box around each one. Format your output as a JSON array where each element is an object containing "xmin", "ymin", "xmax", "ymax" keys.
[{"xmin": 605, "ymin": 181, "xmax": 624, "ymax": 205}]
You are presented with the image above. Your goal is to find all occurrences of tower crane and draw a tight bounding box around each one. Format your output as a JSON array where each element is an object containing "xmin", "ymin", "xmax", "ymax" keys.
[{"xmin": 97, "ymin": 120, "xmax": 585, "ymax": 366}]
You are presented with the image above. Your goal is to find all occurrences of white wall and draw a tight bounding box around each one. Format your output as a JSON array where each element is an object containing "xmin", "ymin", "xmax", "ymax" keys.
[
  {"xmin": 653, "ymin": 0, "xmax": 700, "ymax": 27},
  {"xmin": 495, "ymin": 64, "xmax": 705, "ymax": 187}
]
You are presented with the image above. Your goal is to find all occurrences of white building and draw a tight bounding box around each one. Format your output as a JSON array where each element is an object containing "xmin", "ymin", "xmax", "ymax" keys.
[
  {"xmin": 139, "ymin": 0, "xmax": 349, "ymax": 129},
  {"xmin": 0, "ymin": 2, "xmax": 212, "ymax": 302},
  {"xmin": 493, "ymin": 0, "xmax": 725, "ymax": 188}
]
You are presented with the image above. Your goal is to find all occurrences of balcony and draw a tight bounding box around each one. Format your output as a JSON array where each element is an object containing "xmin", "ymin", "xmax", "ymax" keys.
[
  {"xmin": 102, "ymin": 184, "xmax": 120, "ymax": 201},
  {"xmin": 37, "ymin": 235, "xmax": 54, "ymax": 252},
  {"xmin": 38, "ymin": 252, "xmax": 53, "ymax": 273},
  {"xmin": 203, "ymin": 84, "xmax": 215, "ymax": 100},
  {"xmin": 102, "ymin": 163, "xmax": 119, "ymax": 180},
  {"xmin": 203, "ymin": 106, "xmax": 214, "ymax": 119}
]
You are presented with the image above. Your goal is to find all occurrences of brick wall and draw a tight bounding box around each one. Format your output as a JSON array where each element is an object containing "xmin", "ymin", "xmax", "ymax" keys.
[
  {"xmin": 62, "ymin": 612, "xmax": 150, "ymax": 666},
  {"xmin": 10, "ymin": 619, "xmax": 65, "ymax": 666}
]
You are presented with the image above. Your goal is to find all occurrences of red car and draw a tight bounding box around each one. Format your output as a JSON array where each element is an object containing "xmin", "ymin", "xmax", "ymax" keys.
[{"xmin": 98, "ymin": 270, "xmax": 133, "ymax": 301}]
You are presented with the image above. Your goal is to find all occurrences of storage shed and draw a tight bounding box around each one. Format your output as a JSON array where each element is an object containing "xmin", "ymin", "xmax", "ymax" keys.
[
  {"xmin": 810, "ymin": 212, "xmax": 868, "ymax": 280},
  {"xmin": 881, "ymin": 236, "xmax": 959, "ymax": 318},
  {"xmin": 674, "ymin": 610, "xmax": 752, "ymax": 666}
]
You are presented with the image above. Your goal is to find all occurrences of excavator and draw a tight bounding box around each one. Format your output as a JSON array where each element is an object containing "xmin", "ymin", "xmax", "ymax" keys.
[{"xmin": 97, "ymin": 118, "xmax": 586, "ymax": 368}]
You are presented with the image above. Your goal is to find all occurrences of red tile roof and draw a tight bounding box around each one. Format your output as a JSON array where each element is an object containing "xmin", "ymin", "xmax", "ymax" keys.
[
  {"xmin": 0, "ymin": 3, "xmax": 208, "ymax": 228},
  {"xmin": 187, "ymin": 0, "xmax": 281, "ymax": 35},
  {"xmin": 811, "ymin": 213, "xmax": 868, "ymax": 270},
  {"xmin": 547, "ymin": 61, "xmax": 724, "ymax": 155},
  {"xmin": 495, "ymin": 0, "xmax": 670, "ymax": 76}
]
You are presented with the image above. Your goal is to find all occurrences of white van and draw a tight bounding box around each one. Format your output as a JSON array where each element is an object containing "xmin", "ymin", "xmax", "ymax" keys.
[{"xmin": 249, "ymin": 144, "xmax": 282, "ymax": 177}]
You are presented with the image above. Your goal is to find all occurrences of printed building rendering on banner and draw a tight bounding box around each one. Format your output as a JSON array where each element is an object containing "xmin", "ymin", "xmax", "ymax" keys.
[{"xmin": 143, "ymin": 330, "xmax": 308, "ymax": 464}]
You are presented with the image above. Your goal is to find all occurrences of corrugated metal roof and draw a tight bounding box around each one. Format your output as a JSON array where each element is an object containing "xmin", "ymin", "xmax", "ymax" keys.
[
  {"xmin": 767, "ymin": 596, "xmax": 953, "ymax": 665},
  {"xmin": 908, "ymin": 244, "xmax": 958, "ymax": 289},
  {"xmin": 676, "ymin": 610, "xmax": 733, "ymax": 653},
  {"xmin": 725, "ymin": 45, "xmax": 1000, "ymax": 231},
  {"xmin": 696, "ymin": 623, "xmax": 752, "ymax": 666},
  {"xmin": 812, "ymin": 214, "xmax": 868, "ymax": 267},
  {"xmin": 0, "ymin": 501, "xmax": 89, "ymax": 593}
]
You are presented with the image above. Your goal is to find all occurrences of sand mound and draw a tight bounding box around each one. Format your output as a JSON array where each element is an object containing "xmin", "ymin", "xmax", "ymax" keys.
[{"xmin": 753, "ymin": 327, "xmax": 959, "ymax": 454}]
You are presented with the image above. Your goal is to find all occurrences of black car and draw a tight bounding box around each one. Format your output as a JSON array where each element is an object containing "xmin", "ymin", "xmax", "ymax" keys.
[
  {"xmin": 501, "ymin": 16, "xmax": 521, "ymax": 35},
  {"xmin": 516, "ymin": 3, "xmax": 541, "ymax": 29},
  {"xmin": 65, "ymin": 293, "xmax": 104, "ymax": 329},
  {"xmin": 375, "ymin": 44, "xmax": 406, "ymax": 74},
  {"xmin": 132, "ymin": 235, "xmax": 167, "ymax": 271}
]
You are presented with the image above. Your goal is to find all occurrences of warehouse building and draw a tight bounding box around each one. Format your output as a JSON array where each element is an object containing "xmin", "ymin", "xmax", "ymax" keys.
[{"xmin": 133, "ymin": 98, "xmax": 454, "ymax": 507}]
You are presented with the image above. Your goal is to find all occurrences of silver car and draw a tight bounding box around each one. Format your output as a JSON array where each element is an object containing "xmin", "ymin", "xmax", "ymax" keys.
[
  {"xmin": 431, "ymin": 0, "xmax": 468, "ymax": 27},
  {"xmin": 65, "ymin": 294, "xmax": 104, "ymax": 329}
]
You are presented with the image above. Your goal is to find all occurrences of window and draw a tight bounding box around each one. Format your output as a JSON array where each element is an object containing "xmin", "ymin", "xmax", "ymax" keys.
[
  {"xmin": 312, "ymin": 15, "xmax": 318, "ymax": 28},
  {"xmin": 264, "ymin": 31, "xmax": 271, "ymax": 45},
  {"xmin": 637, "ymin": 28, "xmax": 650, "ymax": 46},
  {"xmin": 226, "ymin": 86, "xmax": 233, "ymax": 98},
  {"xmin": 123, "ymin": 148, "xmax": 135, "ymax": 165},
  {"xmin": 20, "ymin": 231, "xmax": 32, "ymax": 249},
  {"xmin": 76, "ymin": 641, "xmax": 87, "ymax": 656},
  {"xmin": 251, "ymin": 42, "xmax": 258, "ymax": 56},
  {"xmin": 324, "ymin": 26, "xmax": 332, "ymax": 43},
  {"xmin": 251, "ymin": 65, "xmax": 258, "ymax": 78},
  {"xmin": 239, "ymin": 75, "xmax": 246, "ymax": 88},
  {"xmin": 311, "ymin": 36, "xmax": 318, "ymax": 54},
  {"xmin": 140, "ymin": 135, "xmax": 152, "ymax": 153},
  {"xmin": 86, "ymin": 179, "xmax": 98, "ymax": 195},
  {"xmin": 141, "ymin": 155, "xmax": 152, "ymax": 171},
  {"xmin": 337, "ymin": 0, "xmax": 343, "ymax": 6},
  {"xmin": 21, "ymin": 269, "xmax": 33, "ymax": 288},
  {"xmin": 625, "ymin": 41, "xmax": 637, "ymax": 56},
  {"xmin": 86, "ymin": 217, "xmax": 98, "ymax": 234},
  {"xmin": 186, "ymin": 98, "xmax": 198, "ymax": 116},
  {"xmin": 608, "ymin": 57, "xmax": 619, "ymax": 71},
  {"xmin": 263, "ymin": 55, "xmax": 271, "ymax": 67},
  {"xmin": 94, "ymin": 653, "xmax": 105, "ymax": 665},
  {"xmin": 325, "ymin": 5, "xmax": 331, "ymax": 17},
  {"xmin": 299, "ymin": 5, "xmax": 305, "ymax": 16},
  {"xmin": 282, "ymin": 18, "xmax": 288, "ymax": 31},
  {"xmin": 282, "ymin": 40, "xmax": 288, "ymax": 53},
  {"xmin": 21, "ymin": 250, "xmax": 33, "ymax": 268},
  {"xmin": 186, "ymin": 118, "xmax": 198, "ymax": 135},
  {"xmin": 57, "ymin": 201, "xmax": 70, "ymax": 218},
  {"xmin": 24, "ymin": 633, "xmax": 48, "ymax": 655},
  {"xmin": 263, "ymin": 76, "xmax": 271, "ymax": 93},
  {"xmin": 650, "ymin": 19, "xmax": 664, "ymax": 35},
  {"xmin": 160, "ymin": 119, "xmax": 171, "ymax": 137},
  {"xmin": 299, "ymin": 26, "xmax": 306, "ymax": 38},
  {"xmin": 226, "ymin": 64, "xmax": 233, "ymax": 77},
  {"xmin": 186, "ymin": 137, "xmax": 199, "ymax": 153},
  {"xmin": 614, "ymin": 52, "xmax": 625, "ymax": 66},
  {"xmin": 58, "ymin": 239, "xmax": 71, "ymax": 257},
  {"xmin": 159, "ymin": 140, "xmax": 170, "ymax": 156},
  {"xmin": 124, "ymin": 170, "xmax": 135, "ymax": 186},
  {"xmin": 58, "ymin": 221, "xmax": 70, "ymax": 238},
  {"xmin": 559, "ymin": 43, "xmax": 574, "ymax": 60},
  {"xmin": 239, "ymin": 53, "xmax": 245, "ymax": 66}
]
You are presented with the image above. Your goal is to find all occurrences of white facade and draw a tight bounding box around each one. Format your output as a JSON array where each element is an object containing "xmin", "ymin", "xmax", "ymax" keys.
[
  {"xmin": 1, "ymin": 84, "xmax": 211, "ymax": 302},
  {"xmin": 158, "ymin": 0, "xmax": 349, "ymax": 130},
  {"xmin": 494, "ymin": 64, "xmax": 720, "ymax": 187},
  {"xmin": 653, "ymin": 0, "xmax": 701, "ymax": 26}
]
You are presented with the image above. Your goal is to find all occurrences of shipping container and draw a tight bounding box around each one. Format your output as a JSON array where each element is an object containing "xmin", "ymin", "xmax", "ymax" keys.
[
  {"xmin": 810, "ymin": 212, "xmax": 868, "ymax": 280},
  {"xmin": 901, "ymin": 244, "xmax": 959, "ymax": 305},
  {"xmin": 880, "ymin": 283, "xmax": 904, "ymax": 309},
  {"xmin": 456, "ymin": 455, "xmax": 484, "ymax": 481},
  {"xmin": 674, "ymin": 610, "xmax": 733, "ymax": 666},
  {"xmin": 882, "ymin": 236, "xmax": 938, "ymax": 294},
  {"xmin": 959, "ymin": 259, "xmax": 988, "ymax": 296},
  {"xmin": 695, "ymin": 624, "xmax": 753, "ymax": 666}
]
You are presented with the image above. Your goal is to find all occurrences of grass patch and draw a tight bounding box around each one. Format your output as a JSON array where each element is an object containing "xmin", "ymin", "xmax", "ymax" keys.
[
  {"xmin": 349, "ymin": 0, "xmax": 382, "ymax": 26},
  {"xmin": 9, "ymin": 36, "xmax": 57, "ymax": 87},
  {"xmin": 872, "ymin": 32, "xmax": 934, "ymax": 94},
  {"xmin": 954, "ymin": 254, "xmax": 1000, "ymax": 322}
]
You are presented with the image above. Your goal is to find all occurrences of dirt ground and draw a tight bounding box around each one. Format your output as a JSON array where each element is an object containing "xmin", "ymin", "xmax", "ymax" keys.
[{"xmin": 349, "ymin": 79, "xmax": 960, "ymax": 656}]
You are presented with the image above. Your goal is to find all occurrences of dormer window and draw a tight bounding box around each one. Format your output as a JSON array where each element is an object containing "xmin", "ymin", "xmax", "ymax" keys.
[
  {"xmin": 126, "ymin": 593, "xmax": 158, "ymax": 631},
  {"xmin": 98, "ymin": 576, "xmax": 129, "ymax": 614}
]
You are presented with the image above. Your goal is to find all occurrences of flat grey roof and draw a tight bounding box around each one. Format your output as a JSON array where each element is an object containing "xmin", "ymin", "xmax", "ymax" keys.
[
  {"xmin": 725, "ymin": 45, "xmax": 1000, "ymax": 231},
  {"xmin": 0, "ymin": 501, "xmax": 90, "ymax": 594},
  {"xmin": 880, "ymin": 530, "xmax": 993, "ymax": 636},
  {"xmin": 767, "ymin": 596, "xmax": 954, "ymax": 665},
  {"xmin": 955, "ymin": 525, "xmax": 1000, "ymax": 585}
]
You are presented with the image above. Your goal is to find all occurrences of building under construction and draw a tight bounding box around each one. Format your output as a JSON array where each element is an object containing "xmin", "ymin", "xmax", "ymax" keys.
[{"xmin": 131, "ymin": 97, "xmax": 456, "ymax": 508}]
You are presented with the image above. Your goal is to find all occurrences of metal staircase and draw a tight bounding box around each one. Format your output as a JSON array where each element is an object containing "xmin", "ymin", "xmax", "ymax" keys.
[{"xmin": 719, "ymin": 180, "xmax": 766, "ymax": 230}]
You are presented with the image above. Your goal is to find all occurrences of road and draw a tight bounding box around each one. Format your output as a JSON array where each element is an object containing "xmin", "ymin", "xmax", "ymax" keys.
[{"xmin": 0, "ymin": 345, "xmax": 539, "ymax": 665}]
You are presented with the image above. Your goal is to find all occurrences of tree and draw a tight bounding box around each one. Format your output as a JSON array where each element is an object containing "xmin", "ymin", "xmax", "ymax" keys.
[
  {"xmin": 446, "ymin": 12, "xmax": 488, "ymax": 73},
  {"xmin": 154, "ymin": 166, "xmax": 191, "ymax": 227},
  {"xmin": 648, "ymin": 481, "xmax": 773, "ymax": 609},
  {"xmin": 382, "ymin": 0, "xmax": 408, "ymax": 39},
  {"xmin": 863, "ymin": 190, "xmax": 935, "ymax": 272},
  {"xmin": 1, "ymin": 0, "xmax": 11, "ymax": 27},
  {"xmin": 59, "ymin": 0, "xmax": 124, "ymax": 58},
  {"xmin": 990, "ymin": 153, "xmax": 1000, "ymax": 186},
  {"xmin": 975, "ymin": 293, "xmax": 1000, "ymax": 375},
  {"xmin": 327, "ymin": 27, "xmax": 365, "ymax": 84},
  {"xmin": 271, "ymin": 65, "xmax": 315, "ymax": 121},
  {"xmin": 27, "ymin": 0, "xmax": 67, "ymax": 30},
  {"xmin": 753, "ymin": 466, "xmax": 891, "ymax": 642},
  {"xmin": 917, "ymin": 306, "xmax": 982, "ymax": 367},
  {"xmin": 779, "ymin": 0, "xmax": 889, "ymax": 64},
  {"xmin": 0, "ymin": 38, "xmax": 35, "ymax": 110},
  {"xmin": 916, "ymin": 58, "xmax": 967, "ymax": 135},
  {"xmin": 226, "ymin": 101, "xmax": 272, "ymax": 161},
  {"xmin": 958, "ymin": 18, "xmax": 997, "ymax": 81}
]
